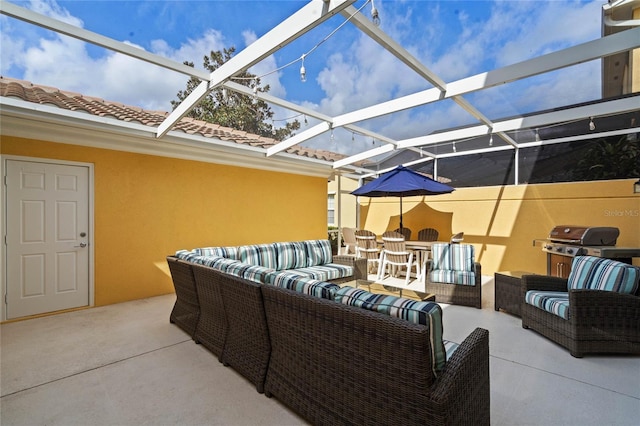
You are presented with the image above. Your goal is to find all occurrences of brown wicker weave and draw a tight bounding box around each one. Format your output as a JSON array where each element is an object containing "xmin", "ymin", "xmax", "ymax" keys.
[
  {"xmin": 425, "ymin": 260, "xmax": 483, "ymax": 309},
  {"xmin": 521, "ymin": 274, "xmax": 640, "ymax": 357},
  {"xmin": 330, "ymin": 255, "xmax": 368, "ymax": 283},
  {"xmin": 191, "ymin": 263, "xmax": 228, "ymax": 359},
  {"xmin": 261, "ymin": 284, "xmax": 490, "ymax": 425},
  {"xmin": 167, "ymin": 256, "xmax": 200, "ymax": 338},
  {"xmin": 216, "ymin": 269, "xmax": 271, "ymax": 393}
]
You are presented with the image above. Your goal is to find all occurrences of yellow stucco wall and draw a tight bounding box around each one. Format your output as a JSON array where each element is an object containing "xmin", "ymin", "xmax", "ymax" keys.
[
  {"xmin": 357, "ymin": 180, "xmax": 640, "ymax": 274},
  {"xmin": 2, "ymin": 136, "xmax": 328, "ymax": 306}
]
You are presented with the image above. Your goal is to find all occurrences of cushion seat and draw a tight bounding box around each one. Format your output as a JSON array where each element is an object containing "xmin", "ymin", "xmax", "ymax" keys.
[
  {"xmin": 524, "ymin": 290, "xmax": 570, "ymax": 320},
  {"xmin": 288, "ymin": 263, "xmax": 354, "ymax": 282}
]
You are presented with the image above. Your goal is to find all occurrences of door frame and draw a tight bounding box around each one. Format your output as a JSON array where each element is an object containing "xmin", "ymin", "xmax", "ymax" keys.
[{"xmin": 1, "ymin": 155, "xmax": 95, "ymax": 321}]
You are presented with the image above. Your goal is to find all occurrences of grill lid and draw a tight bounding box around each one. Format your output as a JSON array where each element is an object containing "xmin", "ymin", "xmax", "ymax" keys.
[{"xmin": 548, "ymin": 225, "xmax": 619, "ymax": 246}]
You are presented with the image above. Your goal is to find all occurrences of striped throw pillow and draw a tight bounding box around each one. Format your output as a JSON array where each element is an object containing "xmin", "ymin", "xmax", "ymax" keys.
[
  {"xmin": 274, "ymin": 241, "xmax": 308, "ymax": 270},
  {"xmin": 303, "ymin": 240, "xmax": 333, "ymax": 267},
  {"xmin": 238, "ymin": 244, "xmax": 278, "ymax": 269},
  {"xmin": 195, "ymin": 246, "xmax": 239, "ymax": 260},
  {"xmin": 431, "ymin": 243, "xmax": 475, "ymax": 272},
  {"xmin": 568, "ymin": 256, "xmax": 640, "ymax": 294}
]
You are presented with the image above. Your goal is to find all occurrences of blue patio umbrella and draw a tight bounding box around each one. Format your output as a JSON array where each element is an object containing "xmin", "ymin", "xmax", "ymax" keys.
[{"xmin": 351, "ymin": 166, "xmax": 455, "ymax": 232}]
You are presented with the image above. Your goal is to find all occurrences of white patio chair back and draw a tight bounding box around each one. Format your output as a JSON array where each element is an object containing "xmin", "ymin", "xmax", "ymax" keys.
[
  {"xmin": 341, "ymin": 227, "xmax": 357, "ymax": 255},
  {"xmin": 355, "ymin": 229, "xmax": 381, "ymax": 275},
  {"xmin": 379, "ymin": 231, "xmax": 420, "ymax": 285}
]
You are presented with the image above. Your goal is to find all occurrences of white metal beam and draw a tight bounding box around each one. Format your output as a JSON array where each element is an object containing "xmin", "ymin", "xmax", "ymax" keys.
[
  {"xmin": 340, "ymin": 5, "xmax": 447, "ymax": 90},
  {"xmin": 328, "ymin": 27, "xmax": 640, "ymax": 131},
  {"xmin": 399, "ymin": 96, "xmax": 640, "ymax": 149},
  {"xmin": 157, "ymin": 0, "xmax": 357, "ymax": 137},
  {"xmin": 223, "ymin": 81, "xmax": 334, "ymax": 123},
  {"xmin": 445, "ymin": 27, "xmax": 640, "ymax": 98},
  {"xmin": 225, "ymin": 81, "xmax": 398, "ymax": 151},
  {"xmin": 267, "ymin": 122, "xmax": 333, "ymax": 156},
  {"xmin": 332, "ymin": 144, "xmax": 394, "ymax": 169}
]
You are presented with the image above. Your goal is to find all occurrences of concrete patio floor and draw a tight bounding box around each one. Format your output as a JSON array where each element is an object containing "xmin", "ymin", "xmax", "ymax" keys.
[{"xmin": 1, "ymin": 277, "xmax": 639, "ymax": 425}]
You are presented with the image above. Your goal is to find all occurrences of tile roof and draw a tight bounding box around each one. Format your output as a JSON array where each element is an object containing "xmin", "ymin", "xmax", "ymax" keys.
[{"xmin": 0, "ymin": 76, "xmax": 347, "ymax": 163}]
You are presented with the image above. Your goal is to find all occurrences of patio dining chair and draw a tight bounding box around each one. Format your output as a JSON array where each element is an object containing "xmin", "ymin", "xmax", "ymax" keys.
[
  {"xmin": 393, "ymin": 227, "xmax": 412, "ymax": 240},
  {"xmin": 417, "ymin": 227, "xmax": 439, "ymax": 242},
  {"xmin": 378, "ymin": 231, "xmax": 420, "ymax": 285},
  {"xmin": 355, "ymin": 229, "xmax": 381, "ymax": 275},
  {"xmin": 340, "ymin": 227, "xmax": 357, "ymax": 255}
]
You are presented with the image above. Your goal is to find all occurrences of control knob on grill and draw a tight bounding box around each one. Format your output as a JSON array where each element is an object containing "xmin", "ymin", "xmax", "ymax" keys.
[{"xmin": 566, "ymin": 248, "xmax": 575, "ymax": 254}]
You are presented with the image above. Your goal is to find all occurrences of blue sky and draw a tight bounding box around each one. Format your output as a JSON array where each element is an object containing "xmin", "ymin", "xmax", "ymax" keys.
[{"xmin": 1, "ymin": 0, "xmax": 605, "ymax": 154}]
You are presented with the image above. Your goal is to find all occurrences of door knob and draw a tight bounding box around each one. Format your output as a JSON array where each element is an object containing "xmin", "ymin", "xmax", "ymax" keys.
[{"xmin": 74, "ymin": 243, "xmax": 87, "ymax": 248}]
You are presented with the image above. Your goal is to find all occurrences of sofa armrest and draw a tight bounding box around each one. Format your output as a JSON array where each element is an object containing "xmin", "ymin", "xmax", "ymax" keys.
[
  {"xmin": 429, "ymin": 328, "xmax": 490, "ymax": 425},
  {"xmin": 522, "ymin": 274, "xmax": 567, "ymax": 292},
  {"xmin": 569, "ymin": 289, "xmax": 640, "ymax": 326},
  {"xmin": 332, "ymin": 255, "xmax": 367, "ymax": 280}
]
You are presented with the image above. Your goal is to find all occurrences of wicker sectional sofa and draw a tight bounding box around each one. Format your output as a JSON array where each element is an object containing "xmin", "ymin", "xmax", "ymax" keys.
[{"xmin": 168, "ymin": 239, "xmax": 490, "ymax": 425}]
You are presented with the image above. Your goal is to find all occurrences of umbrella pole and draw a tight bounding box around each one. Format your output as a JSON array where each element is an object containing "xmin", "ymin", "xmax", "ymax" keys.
[{"xmin": 399, "ymin": 197, "xmax": 403, "ymax": 231}]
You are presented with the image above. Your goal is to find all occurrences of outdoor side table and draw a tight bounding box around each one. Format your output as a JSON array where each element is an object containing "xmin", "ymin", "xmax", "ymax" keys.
[{"xmin": 494, "ymin": 271, "xmax": 535, "ymax": 317}]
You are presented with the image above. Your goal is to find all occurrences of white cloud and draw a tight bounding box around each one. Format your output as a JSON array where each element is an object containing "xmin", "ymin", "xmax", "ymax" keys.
[{"xmin": 1, "ymin": 1, "xmax": 237, "ymax": 111}]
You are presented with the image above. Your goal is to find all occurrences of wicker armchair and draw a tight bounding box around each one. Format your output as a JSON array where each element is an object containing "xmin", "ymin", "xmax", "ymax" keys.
[
  {"xmin": 425, "ymin": 243, "xmax": 482, "ymax": 308},
  {"xmin": 167, "ymin": 256, "xmax": 200, "ymax": 338},
  {"xmin": 521, "ymin": 256, "xmax": 640, "ymax": 357}
]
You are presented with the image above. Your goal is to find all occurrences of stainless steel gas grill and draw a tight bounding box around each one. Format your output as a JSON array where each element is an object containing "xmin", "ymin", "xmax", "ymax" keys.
[{"xmin": 536, "ymin": 225, "xmax": 640, "ymax": 278}]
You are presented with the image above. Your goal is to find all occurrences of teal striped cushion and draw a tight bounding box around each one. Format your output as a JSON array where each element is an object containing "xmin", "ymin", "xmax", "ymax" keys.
[
  {"xmin": 238, "ymin": 244, "xmax": 278, "ymax": 269},
  {"xmin": 270, "ymin": 273, "xmax": 339, "ymax": 299},
  {"xmin": 201, "ymin": 256, "xmax": 240, "ymax": 272},
  {"xmin": 430, "ymin": 244, "xmax": 448, "ymax": 270},
  {"xmin": 290, "ymin": 263, "xmax": 353, "ymax": 281},
  {"xmin": 334, "ymin": 286, "xmax": 389, "ymax": 310},
  {"xmin": 525, "ymin": 290, "xmax": 570, "ymax": 320},
  {"xmin": 429, "ymin": 270, "xmax": 475, "ymax": 285},
  {"xmin": 195, "ymin": 246, "xmax": 239, "ymax": 260},
  {"xmin": 175, "ymin": 249, "xmax": 198, "ymax": 262},
  {"xmin": 225, "ymin": 262, "xmax": 274, "ymax": 283},
  {"xmin": 443, "ymin": 340, "xmax": 460, "ymax": 361},
  {"xmin": 303, "ymin": 240, "xmax": 333, "ymax": 267},
  {"xmin": 568, "ymin": 256, "xmax": 640, "ymax": 294},
  {"xmin": 335, "ymin": 286, "xmax": 446, "ymax": 374},
  {"xmin": 431, "ymin": 243, "xmax": 475, "ymax": 272},
  {"xmin": 274, "ymin": 241, "xmax": 308, "ymax": 270}
]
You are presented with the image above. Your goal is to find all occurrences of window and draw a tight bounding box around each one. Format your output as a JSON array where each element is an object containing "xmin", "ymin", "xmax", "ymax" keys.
[{"xmin": 327, "ymin": 193, "xmax": 335, "ymax": 225}]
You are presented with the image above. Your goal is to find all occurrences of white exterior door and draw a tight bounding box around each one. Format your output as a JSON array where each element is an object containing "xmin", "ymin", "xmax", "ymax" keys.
[{"xmin": 5, "ymin": 159, "xmax": 91, "ymax": 319}]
